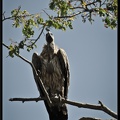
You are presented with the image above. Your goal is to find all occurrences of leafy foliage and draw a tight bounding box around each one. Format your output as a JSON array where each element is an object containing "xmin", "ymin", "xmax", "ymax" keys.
[
  {"xmin": 2, "ymin": 0, "xmax": 117, "ymax": 57},
  {"xmin": 8, "ymin": 44, "xmax": 20, "ymax": 58}
]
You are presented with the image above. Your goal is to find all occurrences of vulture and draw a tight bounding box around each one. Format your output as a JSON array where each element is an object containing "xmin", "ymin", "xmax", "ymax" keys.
[{"xmin": 32, "ymin": 31, "xmax": 70, "ymax": 120}]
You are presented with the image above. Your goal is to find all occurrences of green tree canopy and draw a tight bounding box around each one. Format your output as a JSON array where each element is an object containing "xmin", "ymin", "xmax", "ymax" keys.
[{"xmin": 2, "ymin": 0, "xmax": 117, "ymax": 57}]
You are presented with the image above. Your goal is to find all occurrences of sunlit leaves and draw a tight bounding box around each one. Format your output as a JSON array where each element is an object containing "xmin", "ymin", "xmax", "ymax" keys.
[
  {"xmin": 81, "ymin": 0, "xmax": 87, "ymax": 8},
  {"xmin": 11, "ymin": 7, "xmax": 45, "ymax": 39},
  {"xmin": 49, "ymin": 0, "xmax": 72, "ymax": 16},
  {"xmin": 5, "ymin": 0, "xmax": 117, "ymax": 57},
  {"xmin": 98, "ymin": 6, "xmax": 117, "ymax": 29},
  {"xmin": 102, "ymin": 0, "xmax": 117, "ymax": 29},
  {"xmin": 103, "ymin": 16, "xmax": 117, "ymax": 29},
  {"xmin": 10, "ymin": 0, "xmax": 117, "ymax": 36},
  {"xmin": 8, "ymin": 45, "xmax": 14, "ymax": 58},
  {"xmin": 99, "ymin": 8, "xmax": 106, "ymax": 17},
  {"xmin": 22, "ymin": 24, "xmax": 34, "ymax": 38},
  {"xmin": 36, "ymin": 16, "xmax": 44, "ymax": 24},
  {"xmin": 49, "ymin": 1, "xmax": 56, "ymax": 10},
  {"xmin": 11, "ymin": 7, "xmax": 30, "ymax": 28},
  {"xmin": 49, "ymin": 0, "xmax": 117, "ymax": 29},
  {"xmin": 18, "ymin": 40, "xmax": 24, "ymax": 49},
  {"xmin": 7, "ymin": 0, "xmax": 118, "ymax": 33},
  {"xmin": 46, "ymin": 19, "xmax": 62, "ymax": 30},
  {"xmin": 45, "ymin": 17, "xmax": 73, "ymax": 31},
  {"xmin": 7, "ymin": 39, "xmax": 38, "ymax": 58},
  {"xmin": 8, "ymin": 44, "xmax": 19, "ymax": 58}
]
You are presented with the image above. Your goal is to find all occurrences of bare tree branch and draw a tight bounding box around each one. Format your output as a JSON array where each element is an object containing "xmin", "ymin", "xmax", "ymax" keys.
[
  {"xmin": 79, "ymin": 117, "xmax": 116, "ymax": 120},
  {"xmin": 9, "ymin": 97, "xmax": 44, "ymax": 103},
  {"xmin": 79, "ymin": 117, "xmax": 102, "ymax": 120},
  {"xmin": 79, "ymin": 117, "xmax": 117, "ymax": 120},
  {"xmin": 63, "ymin": 99, "xmax": 117, "ymax": 119},
  {"xmin": 98, "ymin": 101, "xmax": 117, "ymax": 119},
  {"xmin": 9, "ymin": 96, "xmax": 117, "ymax": 119}
]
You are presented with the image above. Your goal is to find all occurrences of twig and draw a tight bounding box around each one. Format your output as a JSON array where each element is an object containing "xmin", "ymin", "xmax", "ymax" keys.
[
  {"xmin": 54, "ymin": 7, "xmax": 98, "ymax": 19},
  {"xmin": 101, "ymin": 0, "xmax": 107, "ymax": 6},
  {"xmin": 2, "ymin": 42, "xmax": 52, "ymax": 107},
  {"xmin": 54, "ymin": 11, "xmax": 82, "ymax": 19},
  {"xmin": 98, "ymin": 101, "xmax": 117, "ymax": 119},
  {"xmin": 2, "ymin": 14, "xmax": 35, "ymax": 22},
  {"xmin": 79, "ymin": 117, "xmax": 101, "ymax": 120},
  {"xmin": 79, "ymin": 117, "xmax": 117, "ymax": 120},
  {"xmin": 42, "ymin": 9, "xmax": 52, "ymax": 19},
  {"xmin": 2, "ymin": 6, "xmax": 21, "ymax": 22},
  {"xmin": 9, "ymin": 97, "xmax": 45, "ymax": 103},
  {"xmin": 63, "ymin": 99, "xmax": 117, "ymax": 119}
]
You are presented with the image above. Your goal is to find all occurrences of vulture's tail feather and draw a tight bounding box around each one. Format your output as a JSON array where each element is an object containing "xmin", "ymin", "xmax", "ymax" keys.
[{"xmin": 44, "ymin": 101, "xmax": 68, "ymax": 120}]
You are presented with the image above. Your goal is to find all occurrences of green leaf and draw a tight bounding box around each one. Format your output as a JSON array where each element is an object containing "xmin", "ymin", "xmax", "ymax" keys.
[
  {"xmin": 105, "ymin": 17, "xmax": 110, "ymax": 25},
  {"xmin": 9, "ymin": 45, "xmax": 14, "ymax": 51},
  {"xmin": 11, "ymin": 9, "xmax": 17, "ymax": 16},
  {"xmin": 27, "ymin": 46, "xmax": 32, "ymax": 52},
  {"xmin": 22, "ymin": 25, "xmax": 34, "ymax": 38},
  {"xmin": 99, "ymin": 8, "xmax": 106, "ymax": 17},
  {"xmin": 61, "ymin": 26, "xmax": 66, "ymax": 31},
  {"xmin": 49, "ymin": 1, "xmax": 56, "ymax": 10},
  {"xmin": 46, "ymin": 20, "xmax": 54, "ymax": 27},
  {"xmin": 68, "ymin": 24, "xmax": 73, "ymax": 29},
  {"xmin": 14, "ymin": 46, "xmax": 19, "ymax": 54},
  {"xmin": 19, "ymin": 41, "xmax": 24, "ymax": 49},
  {"xmin": 9, "ymin": 50, "xmax": 14, "ymax": 58},
  {"xmin": 12, "ymin": 19, "xmax": 20, "ymax": 28},
  {"xmin": 37, "ymin": 17, "xmax": 44, "ymax": 24}
]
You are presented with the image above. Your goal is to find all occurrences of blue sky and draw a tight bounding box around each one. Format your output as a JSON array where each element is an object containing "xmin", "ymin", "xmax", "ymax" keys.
[{"xmin": 3, "ymin": 0, "xmax": 117, "ymax": 120}]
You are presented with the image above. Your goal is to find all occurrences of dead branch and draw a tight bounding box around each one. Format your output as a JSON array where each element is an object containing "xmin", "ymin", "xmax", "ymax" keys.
[
  {"xmin": 79, "ymin": 117, "xmax": 102, "ymax": 120},
  {"xmin": 63, "ymin": 99, "xmax": 117, "ymax": 119},
  {"xmin": 9, "ymin": 97, "xmax": 44, "ymax": 103},
  {"xmin": 9, "ymin": 96, "xmax": 117, "ymax": 119},
  {"xmin": 79, "ymin": 117, "xmax": 117, "ymax": 120}
]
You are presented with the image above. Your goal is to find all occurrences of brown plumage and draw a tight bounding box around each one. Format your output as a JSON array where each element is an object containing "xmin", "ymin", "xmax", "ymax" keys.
[{"xmin": 32, "ymin": 31, "xmax": 70, "ymax": 120}]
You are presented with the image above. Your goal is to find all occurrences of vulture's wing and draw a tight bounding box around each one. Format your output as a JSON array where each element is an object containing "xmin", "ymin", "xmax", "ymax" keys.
[
  {"xmin": 57, "ymin": 48, "xmax": 70, "ymax": 99},
  {"xmin": 32, "ymin": 52, "xmax": 43, "ymax": 96}
]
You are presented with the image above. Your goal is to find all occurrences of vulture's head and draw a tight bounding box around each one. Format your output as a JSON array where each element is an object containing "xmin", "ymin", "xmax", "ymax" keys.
[
  {"xmin": 46, "ymin": 31, "xmax": 55, "ymax": 50},
  {"xmin": 46, "ymin": 31, "xmax": 54, "ymax": 44}
]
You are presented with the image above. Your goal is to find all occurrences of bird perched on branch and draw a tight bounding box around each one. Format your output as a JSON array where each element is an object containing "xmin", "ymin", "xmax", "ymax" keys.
[{"xmin": 32, "ymin": 31, "xmax": 70, "ymax": 120}]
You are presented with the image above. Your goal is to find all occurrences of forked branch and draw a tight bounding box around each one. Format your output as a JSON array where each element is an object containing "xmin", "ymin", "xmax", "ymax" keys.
[{"xmin": 9, "ymin": 97, "xmax": 117, "ymax": 119}]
